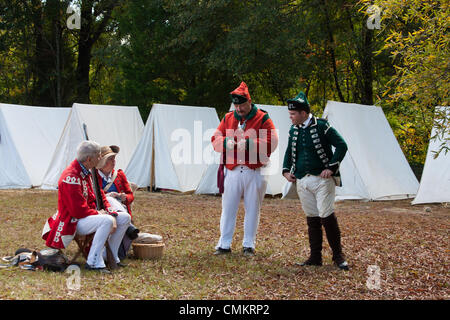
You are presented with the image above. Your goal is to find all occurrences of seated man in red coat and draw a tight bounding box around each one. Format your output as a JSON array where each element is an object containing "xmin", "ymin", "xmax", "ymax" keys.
[{"xmin": 42, "ymin": 141, "xmax": 131, "ymax": 273}]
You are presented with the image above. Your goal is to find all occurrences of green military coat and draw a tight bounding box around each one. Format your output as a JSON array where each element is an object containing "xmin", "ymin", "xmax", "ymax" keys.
[{"xmin": 282, "ymin": 116, "xmax": 348, "ymax": 182}]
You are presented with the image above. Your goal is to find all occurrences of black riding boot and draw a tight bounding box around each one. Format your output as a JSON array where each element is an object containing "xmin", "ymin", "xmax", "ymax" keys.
[
  {"xmin": 321, "ymin": 213, "xmax": 349, "ymax": 270},
  {"xmin": 299, "ymin": 216, "xmax": 323, "ymax": 266}
]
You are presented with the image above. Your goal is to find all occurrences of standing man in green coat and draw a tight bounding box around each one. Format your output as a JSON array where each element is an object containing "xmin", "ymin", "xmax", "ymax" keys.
[{"xmin": 282, "ymin": 91, "xmax": 349, "ymax": 270}]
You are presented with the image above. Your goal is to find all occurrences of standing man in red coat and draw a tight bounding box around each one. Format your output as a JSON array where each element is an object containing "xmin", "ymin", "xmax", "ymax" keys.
[
  {"xmin": 211, "ymin": 82, "xmax": 278, "ymax": 256},
  {"xmin": 42, "ymin": 141, "xmax": 130, "ymax": 273}
]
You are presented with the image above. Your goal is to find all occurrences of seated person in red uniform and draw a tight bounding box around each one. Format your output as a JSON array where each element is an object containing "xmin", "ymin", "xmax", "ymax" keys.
[
  {"xmin": 96, "ymin": 145, "xmax": 134, "ymax": 217},
  {"xmin": 96, "ymin": 145, "xmax": 138, "ymax": 259},
  {"xmin": 42, "ymin": 141, "xmax": 131, "ymax": 273}
]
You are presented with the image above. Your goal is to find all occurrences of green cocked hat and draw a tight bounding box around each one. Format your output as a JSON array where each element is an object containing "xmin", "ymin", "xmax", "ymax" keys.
[{"xmin": 287, "ymin": 91, "xmax": 310, "ymax": 113}]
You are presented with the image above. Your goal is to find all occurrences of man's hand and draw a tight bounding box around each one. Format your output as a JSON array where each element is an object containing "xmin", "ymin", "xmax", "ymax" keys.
[
  {"xmin": 119, "ymin": 193, "xmax": 127, "ymax": 202},
  {"xmin": 283, "ymin": 172, "xmax": 296, "ymax": 182},
  {"xmin": 107, "ymin": 191, "xmax": 126, "ymax": 202},
  {"xmin": 106, "ymin": 192, "xmax": 118, "ymax": 198},
  {"xmin": 320, "ymin": 169, "xmax": 333, "ymax": 179},
  {"xmin": 226, "ymin": 138, "xmax": 236, "ymax": 150}
]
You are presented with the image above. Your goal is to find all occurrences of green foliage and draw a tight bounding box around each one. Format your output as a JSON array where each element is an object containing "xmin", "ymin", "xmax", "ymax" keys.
[
  {"xmin": 1, "ymin": 0, "xmax": 447, "ymax": 165},
  {"xmin": 0, "ymin": 0, "xmax": 76, "ymax": 107},
  {"xmin": 360, "ymin": 0, "xmax": 449, "ymax": 159}
]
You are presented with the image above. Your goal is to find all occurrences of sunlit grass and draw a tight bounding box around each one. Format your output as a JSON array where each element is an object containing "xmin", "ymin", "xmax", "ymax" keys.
[{"xmin": 0, "ymin": 190, "xmax": 448, "ymax": 300}]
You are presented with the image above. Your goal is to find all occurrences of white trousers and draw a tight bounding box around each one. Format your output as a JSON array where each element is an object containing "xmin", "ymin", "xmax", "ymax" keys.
[
  {"xmin": 102, "ymin": 196, "xmax": 130, "ymax": 262},
  {"xmin": 216, "ymin": 166, "xmax": 267, "ymax": 250},
  {"xmin": 106, "ymin": 195, "xmax": 128, "ymax": 214},
  {"xmin": 76, "ymin": 211, "xmax": 131, "ymax": 268},
  {"xmin": 296, "ymin": 174, "xmax": 335, "ymax": 218}
]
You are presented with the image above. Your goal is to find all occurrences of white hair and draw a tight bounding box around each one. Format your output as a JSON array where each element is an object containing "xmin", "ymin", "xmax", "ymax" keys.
[{"xmin": 77, "ymin": 141, "xmax": 101, "ymax": 162}]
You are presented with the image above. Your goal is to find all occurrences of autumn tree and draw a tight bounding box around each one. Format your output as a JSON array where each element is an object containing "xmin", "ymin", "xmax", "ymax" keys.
[{"xmin": 360, "ymin": 0, "xmax": 449, "ymax": 160}]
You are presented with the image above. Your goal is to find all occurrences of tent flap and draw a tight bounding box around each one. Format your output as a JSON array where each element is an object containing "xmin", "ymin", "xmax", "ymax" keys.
[
  {"xmin": 412, "ymin": 106, "xmax": 449, "ymax": 204},
  {"xmin": 323, "ymin": 101, "xmax": 419, "ymax": 201},
  {"xmin": 41, "ymin": 103, "xmax": 144, "ymax": 189},
  {"xmin": 126, "ymin": 104, "xmax": 220, "ymax": 193},
  {"xmin": 0, "ymin": 104, "xmax": 70, "ymax": 188}
]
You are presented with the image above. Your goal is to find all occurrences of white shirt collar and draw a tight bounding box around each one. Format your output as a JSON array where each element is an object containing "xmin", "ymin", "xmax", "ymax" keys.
[
  {"xmin": 98, "ymin": 170, "xmax": 112, "ymax": 182},
  {"xmin": 301, "ymin": 113, "xmax": 313, "ymax": 128}
]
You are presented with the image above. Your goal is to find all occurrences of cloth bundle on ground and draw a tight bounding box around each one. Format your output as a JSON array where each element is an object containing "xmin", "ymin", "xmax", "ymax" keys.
[
  {"xmin": 0, "ymin": 248, "xmax": 69, "ymax": 272},
  {"xmin": 118, "ymin": 230, "xmax": 163, "ymax": 259},
  {"xmin": 134, "ymin": 233, "xmax": 163, "ymax": 244}
]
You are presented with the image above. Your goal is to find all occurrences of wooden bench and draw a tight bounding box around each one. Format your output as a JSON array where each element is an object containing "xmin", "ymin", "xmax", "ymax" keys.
[{"xmin": 70, "ymin": 233, "xmax": 94, "ymax": 264}]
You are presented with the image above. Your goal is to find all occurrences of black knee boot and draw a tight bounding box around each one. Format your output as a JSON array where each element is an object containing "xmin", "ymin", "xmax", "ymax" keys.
[
  {"xmin": 299, "ymin": 216, "xmax": 323, "ymax": 266},
  {"xmin": 321, "ymin": 213, "xmax": 349, "ymax": 270}
]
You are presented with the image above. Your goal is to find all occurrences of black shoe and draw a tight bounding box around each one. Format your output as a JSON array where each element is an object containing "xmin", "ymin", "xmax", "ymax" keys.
[
  {"xmin": 84, "ymin": 263, "xmax": 112, "ymax": 274},
  {"xmin": 242, "ymin": 247, "xmax": 255, "ymax": 257},
  {"xmin": 117, "ymin": 262, "xmax": 128, "ymax": 268},
  {"xmin": 296, "ymin": 257, "xmax": 323, "ymax": 267},
  {"xmin": 333, "ymin": 256, "xmax": 349, "ymax": 270},
  {"xmin": 335, "ymin": 260, "xmax": 349, "ymax": 271},
  {"xmin": 213, "ymin": 247, "xmax": 231, "ymax": 255}
]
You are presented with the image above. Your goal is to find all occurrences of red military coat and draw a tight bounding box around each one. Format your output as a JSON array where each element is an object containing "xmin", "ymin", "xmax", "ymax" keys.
[
  {"xmin": 212, "ymin": 104, "xmax": 278, "ymax": 170},
  {"xmin": 97, "ymin": 169, "xmax": 134, "ymax": 217},
  {"xmin": 42, "ymin": 160, "xmax": 115, "ymax": 249}
]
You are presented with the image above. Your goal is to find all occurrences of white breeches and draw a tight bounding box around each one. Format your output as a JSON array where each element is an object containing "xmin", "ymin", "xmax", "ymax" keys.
[
  {"xmin": 296, "ymin": 174, "xmax": 335, "ymax": 218},
  {"xmin": 105, "ymin": 196, "xmax": 128, "ymax": 214},
  {"xmin": 216, "ymin": 166, "xmax": 267, "ymax": 250},
  {"xmin": 76, "ymin": 211, "xmax": 131, "ymax": 268}
]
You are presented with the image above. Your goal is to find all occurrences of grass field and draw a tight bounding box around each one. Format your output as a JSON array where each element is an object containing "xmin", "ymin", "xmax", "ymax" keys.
[{"xmin": 0, "ymin": 189, "xmax": 448, "ymax": 300}]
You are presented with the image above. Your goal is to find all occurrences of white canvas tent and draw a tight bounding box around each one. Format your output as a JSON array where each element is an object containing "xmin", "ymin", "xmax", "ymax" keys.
[
  {"xmin": 0, "ymin": 103, "xmax": 70, "ymax": 188},
  {"xmin": 125, "ymin": 104, "xmax": 220, "ymax": 193},
  {"xmin": 219, "ymin": 103, "xmax": 292, "ymax": 195},
  {"xmin": 323, "ymin": 101, "xmax": 419, "ymax": 200},
  {"xmin": 195, "ymin": 150, "xmax": 220, "ymax": 194},
  {"xmin": 41, "ymin": 103, "xmax": 144, "ymax": 189},
  {"xmin": 412, "ymin": 106, "xmax": 449, "ymax": 204}
]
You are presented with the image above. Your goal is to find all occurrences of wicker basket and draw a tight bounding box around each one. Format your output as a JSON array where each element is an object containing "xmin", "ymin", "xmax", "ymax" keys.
[{"xmin": 132, "ymin": 241, "xmax": 165, "ymax": 259}]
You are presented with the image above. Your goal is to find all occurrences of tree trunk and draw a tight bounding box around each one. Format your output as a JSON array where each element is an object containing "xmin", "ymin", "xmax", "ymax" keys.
[
  {"xmin": 322, "ymin": 0, "xmax": 346, "ymax": 102},
  {"xmin": 55, "ymin": 23, "xmax": 62, "ymax": 107},
  {"xmin": 360, "ymin": 27, "xmax": 374, "ymax": 105},
  {"xmin": 75, "ymin": 0, "xmax": 119, "ymax": 103},
  {"xmin": 30, "ymin": 0, "xmax": 44, "ymax": 106},
  {"xmin": 345, "ymin": 6, "xmax": 367, "ymax": 104},
  {"xmin": 76, "ymin": 43, "xmax": 93, "ymax": 103},
  {"xmin": 75, "ymin": 0, "xmax": 95, "ymax": 103},
  {"xmin": 305, "ymin": 78, "xmax": 312, "ymax": 97}
]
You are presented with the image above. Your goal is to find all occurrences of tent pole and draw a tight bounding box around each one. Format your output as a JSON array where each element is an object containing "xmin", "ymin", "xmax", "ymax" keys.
[{"xmin": 150, "ymin": 125, "xmax": 155, "ymax": 192}]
